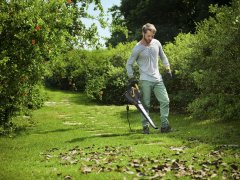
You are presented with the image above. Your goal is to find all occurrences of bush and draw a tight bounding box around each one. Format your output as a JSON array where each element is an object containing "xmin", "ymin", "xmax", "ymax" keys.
[
  {"xmin": 163, "ymin": 33, "xmax": 200, "ymax": 112},
  {"xmin": 85, "ymin": 42, "xmax": 136, "ymax": 104},
  {"xmin": 164, "ymin": 0, "xmax": 240, "ymax": 120},
  {"xmin": 0, "ymin": 0, "xmax": 103, "ymax": 127},
  {"xmin": 187, "ymin": 1, "xmax": 240, "ymax": 120},
  {"xmin": 45, "ymin": 51, "xmax": 87, "ymax": 91}
]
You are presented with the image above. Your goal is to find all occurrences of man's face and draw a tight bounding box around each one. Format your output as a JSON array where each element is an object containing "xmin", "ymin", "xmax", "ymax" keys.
[{"xmin": 143, "ymin": 30, "xmax": 154, "ymax": 44}]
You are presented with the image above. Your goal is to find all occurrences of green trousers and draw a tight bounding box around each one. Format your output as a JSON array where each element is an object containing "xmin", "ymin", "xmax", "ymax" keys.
[{"xmin": 140, "ymin": 80, "xmax": 170, "ymax": 128}]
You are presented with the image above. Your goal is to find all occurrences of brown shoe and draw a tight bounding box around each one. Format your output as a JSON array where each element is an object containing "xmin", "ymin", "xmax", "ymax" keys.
[{"xmin": 161, "ymin": 126, "xmax": 172, "ymax": 133}]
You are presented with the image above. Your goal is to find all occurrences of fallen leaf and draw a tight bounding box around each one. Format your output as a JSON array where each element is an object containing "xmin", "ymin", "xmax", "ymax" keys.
[
  {"xmin": 230, "ymin": 164, "xmax": 238, "ymax": 171},
  {"xmin": 171, "ymin": 161, "xmax": 180, "ymax": 170},
  {"xmin": 81, "ymin": 166, "xmax": 92, "ymax": 174},
  {"xmin": 64, "ymin": 175, "xmax": 72, "ymax": 180},
  {"xmin": 211, "ymin": 173, "xmax": 217, "ymax": 178},
  {"xmin": 136, "ymin": 172, "xmax": 146, "ymax": 177},
  {"xmin": 126, "ymin": 171, "xmax": 135, "ymax": 175},
  {"xmin": 70, "ymin": 160, "xmax": 78, "ymax": 164},
  {"xmin": 149, "ymin": 172, "xmax": 165, "ymax": 179},
  {"xmin": 170, "ymin": 146, "xmax": 186, "ymax": 151}
]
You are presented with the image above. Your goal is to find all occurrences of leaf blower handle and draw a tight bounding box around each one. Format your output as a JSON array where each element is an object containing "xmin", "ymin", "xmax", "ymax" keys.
[
  {"xmin": 135, "ymin": 83, "xmax": 139, "ymax": 90},
  {"xmin": 128, "ymin": 77, "xmax": 138, "ymax": 87}
]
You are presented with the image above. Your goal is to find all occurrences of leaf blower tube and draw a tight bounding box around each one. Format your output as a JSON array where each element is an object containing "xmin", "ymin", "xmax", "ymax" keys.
[{"xmin": 124, "ymin": 83, "xmax": 158, "ymax": 129}]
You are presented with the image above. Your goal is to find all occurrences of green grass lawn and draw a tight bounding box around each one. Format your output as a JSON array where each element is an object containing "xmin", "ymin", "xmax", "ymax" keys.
[{"xmin": 0, "ymin": 89, "xmax": 239, "ymax": 180}]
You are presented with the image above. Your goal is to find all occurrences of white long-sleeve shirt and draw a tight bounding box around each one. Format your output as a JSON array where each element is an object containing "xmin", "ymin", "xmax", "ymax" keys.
[{"xmin": 126, "ymin": 39, "xmax": 170, "ymax": 82}]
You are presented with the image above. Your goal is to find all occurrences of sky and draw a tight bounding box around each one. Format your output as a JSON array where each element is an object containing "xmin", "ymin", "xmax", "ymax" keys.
[{"xmin": 81, "ymin": 0, "xmax": 121, "ymax": 46}]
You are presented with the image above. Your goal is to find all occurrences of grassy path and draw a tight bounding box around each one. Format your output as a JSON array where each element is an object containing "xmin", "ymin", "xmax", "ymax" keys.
[{"xmin": 0, "ymin": 89, "xmax": 239, "ymax": 179}]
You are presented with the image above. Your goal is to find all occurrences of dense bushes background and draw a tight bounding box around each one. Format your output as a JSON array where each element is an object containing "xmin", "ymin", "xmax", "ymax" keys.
[
  {"xmin": 47, "ymin": 0, "xmax": 240, "ymax": 121},
  {"xmin": 187, "ymin": 2, "xmax": 240, "ymax": 120},
  {"xmin": 1, "ymin": 0, "xmax": 239, "ymax": 130},
  {"xmin": 46, "ymin": 42, "xmax": 137, "ymax": 104},
  {"xmin": 164, "ymin": 1, "xmax": 240, "ymax": 120}
]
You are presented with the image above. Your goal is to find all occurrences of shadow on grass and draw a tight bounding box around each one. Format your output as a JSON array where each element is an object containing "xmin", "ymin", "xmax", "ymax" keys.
[
  {"xmin": 119, "ymin": 107, "xmax": 240, "ymax": 145},
  {"xmin": 36, "ymin": 128, "xmax": 77, "ymax": 134},
  {"xmin": 45, "ymin": 88, "xmax": 240, "ymax": 146},
  {"xmin": 66, "ymin": 131, "xmax": 143, "ymax": 143}
]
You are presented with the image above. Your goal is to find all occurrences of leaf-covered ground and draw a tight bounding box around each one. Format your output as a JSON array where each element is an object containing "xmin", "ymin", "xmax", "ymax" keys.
[
  {"xmin": 0, "ymin": 89, "xmax": 240, "ymax": 179},
  {"xmin": 42, "ymin": 144, "xmax": 239, "ymax": 179}
]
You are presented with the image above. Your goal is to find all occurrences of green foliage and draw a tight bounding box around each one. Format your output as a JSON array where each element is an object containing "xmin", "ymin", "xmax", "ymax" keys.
[
  {"xmin": 187, "ymin": 1, "xmax": 240, "ymax": 120},
  {"xmin": 45, "ymin": 50, "xmax": 88, "ymax": 91},
  {"xmin": 163, "ymin": 0, "xmax": 240, "ymax": 120},
  {"xmin": 85, "ymin": 42, "xmax": 136, "ymax": 104},
  {"xmin": 0, "ymin": 0, "xmax": 104, "ymax": 127},
  {"xmin": 105, "ymin": 5, "xmax": 128, "ymax": 47},
  {"xmin": 107, "ymin": 0, "xmax": 231, "ymax": 46},
  {"xmin": 163, "ymin": 33, "xmax": 200, "ymax": 112},
  {"xmin": 188, "ymin": 93, "xmax": 240, "ymax": 121},
  {"xmin": 47, "ymin": 42, "xmax": 136, "ymax": 104},
  {"xmin": 100, "ymin": 66, "xmax": 128, "ymax": 104}
]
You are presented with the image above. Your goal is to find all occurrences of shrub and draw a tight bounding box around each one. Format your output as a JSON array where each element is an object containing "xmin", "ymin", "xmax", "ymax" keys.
[
  {"xmin": 85, "ymin": 42, "xmax": 136, "ymax": 104},
  {"xmin": 162, "ymin": 33, "xmax": 200, "ymax": 112},
  {"xmin": 0, "ymin": 0, "xmax": 103, "ymax": 127},
  {"xmin": 187, "ymin": 1, "xmax": 240, "ymax": 120}
]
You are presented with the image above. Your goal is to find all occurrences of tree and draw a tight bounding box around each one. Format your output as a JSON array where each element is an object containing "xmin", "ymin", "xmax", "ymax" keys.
[
  {"xmin": 107, "ymin": 0, "xmax": 231, "ymax": 46},
  {"xmin": 0, "ymin": 0, "xmax": 104, "ymax": 128},
  {"xmin": 105, "ymin": 5, "xmax": 128, "ymax": 47}
]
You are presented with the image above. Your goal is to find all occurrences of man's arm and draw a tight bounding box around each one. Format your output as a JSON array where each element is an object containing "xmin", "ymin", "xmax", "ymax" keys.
[
  {"xmin": 158, "ymin": 42, "xmax": 170, "ymax": 69},
  {"xmin": 158, "ymin": 42, "xmax": 172, "ymax": 78},
  {"xmin": 126, "ymin": 46, "xmax": 138, "ymax": 79}
]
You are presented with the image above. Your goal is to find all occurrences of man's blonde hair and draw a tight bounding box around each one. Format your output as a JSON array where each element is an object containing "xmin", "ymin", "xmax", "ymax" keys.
[{"xmin": 142, "ymin": 23, "xmax": 157, "ymax": 34}]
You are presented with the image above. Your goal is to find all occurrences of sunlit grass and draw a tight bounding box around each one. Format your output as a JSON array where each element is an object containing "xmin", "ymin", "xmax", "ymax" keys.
[{"xmin": 0, "ymin": 89, "xmax": 239, "ymax": 179}]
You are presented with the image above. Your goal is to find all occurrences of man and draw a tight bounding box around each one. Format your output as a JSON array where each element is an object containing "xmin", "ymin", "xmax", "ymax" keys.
[{"xmin": 126, "ymin": 23, "xmax": 172, "ymax": 134}]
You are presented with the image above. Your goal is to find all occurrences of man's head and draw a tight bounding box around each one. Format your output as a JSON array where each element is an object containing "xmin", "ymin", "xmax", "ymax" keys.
[{"xmin": 142, "ymin": 23, "xmax": 156, "ymax": 44}]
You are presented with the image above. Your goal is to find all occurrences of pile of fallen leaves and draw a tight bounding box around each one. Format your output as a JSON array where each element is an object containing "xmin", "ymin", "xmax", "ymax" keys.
[{"xmin": 41, "ymin": 145, "xmax": 240, "ymax": 179}]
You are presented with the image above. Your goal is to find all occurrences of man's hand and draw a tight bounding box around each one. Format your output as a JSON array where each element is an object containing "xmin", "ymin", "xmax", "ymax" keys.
[{"xmin": 165, "ymin": 67, "xmax": 172, "ymax": 79}]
